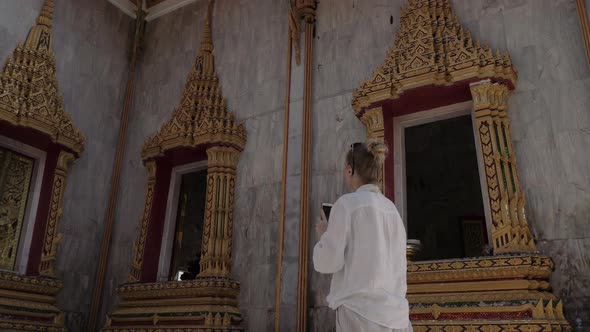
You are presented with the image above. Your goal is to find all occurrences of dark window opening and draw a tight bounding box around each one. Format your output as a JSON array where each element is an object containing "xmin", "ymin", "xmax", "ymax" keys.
[
  {"xmin": 405, "ymin": 115, "xmax": 487, "ymax": 260},
  {"xmin": 168, "ymin": 169, "xmax": 208, "ymax": 280}
]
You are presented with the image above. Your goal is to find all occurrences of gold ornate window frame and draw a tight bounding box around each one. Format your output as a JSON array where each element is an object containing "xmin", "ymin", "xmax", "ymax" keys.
[
  {"xmin": 352, "ymin": 0, "xmax": 528, "ymax": 255},
  {"xmin": 0, "ymin": 1, "xmax": 85, "ymax": 330},
  {"xmin": 351, "ymin": 0, "xmax": 571, "ymax": 329},
  {"xmin": 103, "ymin": 1, "xmax": 247, "ymax": 330}
]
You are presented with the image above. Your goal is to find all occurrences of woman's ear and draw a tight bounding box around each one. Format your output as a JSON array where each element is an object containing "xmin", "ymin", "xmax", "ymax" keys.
[{"xmin": 344, "ymin": 164, "xmax": 352, "ymax": 175}]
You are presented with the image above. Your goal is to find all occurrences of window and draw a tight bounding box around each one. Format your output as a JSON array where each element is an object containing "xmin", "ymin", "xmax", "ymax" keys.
[
  {"xmin": 394, "ymin": 102, "xmax": 489, "ymax": 260},
  {"xmin": 168, "ymin": 170, "xmax": 208, "ymax": 280},
  {"xmin": 0, "ymin": 137, "xmax": 46, "ymax": 274}
]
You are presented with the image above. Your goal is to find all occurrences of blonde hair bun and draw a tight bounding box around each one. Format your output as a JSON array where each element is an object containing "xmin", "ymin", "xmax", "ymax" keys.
[{"xmin": 366, "ymin": 139, "xmax": 388, "ymax": 165}]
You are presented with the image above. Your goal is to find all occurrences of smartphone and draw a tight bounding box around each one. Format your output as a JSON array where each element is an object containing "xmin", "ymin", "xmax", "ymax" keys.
[{"xmin": 321, "ymin": 203, "xmax": 333, "ymax": 221}]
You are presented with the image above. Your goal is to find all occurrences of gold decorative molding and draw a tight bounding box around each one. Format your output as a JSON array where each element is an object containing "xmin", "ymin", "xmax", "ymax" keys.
[
  {"xmin": 470, "ymin": 80, "xmax": 535, "ymax": 254},
  {"xmin": 128, "ymin": 160, "xmax": 156, "ymax": 282},
  {"xmin": 198, "ymin": 146, "xmax": 240, "ymax": 277},
  {"xmin": 0, "ymin": 271, "xmax": 65, "ymax": 331},
  {"xmin": 288, "ymin": 0, "xmax": 317, "ymax": 66},
  {"xmin": 361, "ymin": 107, "xmax": 385, "ymax": 139},
  {"xmin": 412, "ymin": 321, "xmax": 569, "ymax": 332},
  {"xmin": 141, "ymin": 0, "xmax": 246, "ymax": 160},
  {"xmin": 577, "ymin": 0, "xmax": 590, "ymax": 70},
  {"xmin": 360, "ymin": 107, "xmax": 386, "ymax": 190},
  {"xmin": 118, "ymin": 277, "xmax": 239, "ymax": 301},
  {"xmin": 352, "ymin": 0, "xmax": 516, "ymax": 118},
  {"xmin": 0, "ymin": 271, "xmax": 62, "ymax": 296},
  {"xmin": 408, "ymin": 255, "xmax": 552, "ymax": 283},
  {"xmin": 39, "ymin": 151, "xmax": 74, "ymax": 276},
  {"xmin": 104, "ymin": 278, "xmax": 242, "ymax": 331},
  {"xmin": 407, "ymin": 255, "xmax": 570, "ymax": 331},
  {"xmin": 0, "ymin": 0, "xmax": 85, "ymax": 155}
]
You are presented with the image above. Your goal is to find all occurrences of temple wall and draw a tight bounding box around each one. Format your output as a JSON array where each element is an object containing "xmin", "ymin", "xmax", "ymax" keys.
[
  {"xmin": 0, "ymin": 0, "xmax": 132, "ymax": 331},
  {"xmin": 1, "ymin": 0, "xmax": 589, "ymax": 330}
]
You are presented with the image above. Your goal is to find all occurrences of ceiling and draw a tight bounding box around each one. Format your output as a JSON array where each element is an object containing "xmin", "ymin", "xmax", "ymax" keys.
[
  {"xmin": 131, "ymin": 0, "xmax": 168, "ymax": 8},
  {"xmin": 108, "ymin": 0, "xmax": 197, "ymax": 21}
]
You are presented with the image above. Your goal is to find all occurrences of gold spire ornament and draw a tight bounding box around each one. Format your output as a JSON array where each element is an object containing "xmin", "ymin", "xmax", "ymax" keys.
[
  {"xmin": 0, "ymin": 0, "xmax": 85, "ymax": 155},
  {"xmin": 141, "ymin": 0, "xmax": 245, "ymax": 160}
]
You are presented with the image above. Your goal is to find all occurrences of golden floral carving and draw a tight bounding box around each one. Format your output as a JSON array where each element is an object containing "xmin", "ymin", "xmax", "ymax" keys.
[
  {"xmin": 199, "ymin": 146, "xmax": 240, "ymax": 277},
  {"xmin": 0, "ymin": 271, "xmax": 62, "ymax": 295},
  {"xmin": 352, "ymin": 0, "xmax": 516, "ymax": 118},
  {"xmin": 0, "ymin": 0, "xmax": 84, "ymax": 155},
  {"xmin": 361, "ymin": 107, "xmax": 385, "ymax": 139},
  {"xmin": 39, "ymin": 151, "xmax": 74, "ymax": 277},
  {"xmin": 141, "ymin": 1, "xmax": 246, "ymax": 161},
  {"xmin": 128, "ymin": 161, "xmax": 156, "ymax": 282},
  {"xmin": 0, "ymin": 271, "xmax": 65, "ymax": 331},
  {"xmin": 470, "ymin": 81, "xmax": 535, "ymax": 254}
]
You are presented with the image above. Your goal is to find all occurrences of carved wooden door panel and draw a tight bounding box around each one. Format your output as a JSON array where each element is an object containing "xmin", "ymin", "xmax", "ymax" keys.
[{"xmin": 0, "ymin": 147, "xmax": 34, "ymax": 270}]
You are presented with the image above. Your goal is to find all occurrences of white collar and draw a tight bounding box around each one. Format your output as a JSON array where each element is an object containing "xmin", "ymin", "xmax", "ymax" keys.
[{"xmin": 356, "ymin": 184, "xmax": 380, "ymax": 193}]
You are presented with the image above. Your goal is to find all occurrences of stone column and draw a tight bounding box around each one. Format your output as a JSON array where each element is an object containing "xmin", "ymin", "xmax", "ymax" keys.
[
  {"xmin": 199, "ymin": 146, "xmax": 240, "ymax": 277},
  {"xmin": 469, "ymin": 80, "xmax": 536, "ymax": 254}
]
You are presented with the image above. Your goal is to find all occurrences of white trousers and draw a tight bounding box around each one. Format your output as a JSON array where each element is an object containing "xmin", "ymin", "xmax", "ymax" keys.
[{"xmin": 336, "ymin": 306, "xmax": 414, "ymax": 332}]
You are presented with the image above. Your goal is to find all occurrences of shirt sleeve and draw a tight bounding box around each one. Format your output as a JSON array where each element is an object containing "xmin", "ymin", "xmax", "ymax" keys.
[{"xmin": 313, "ymin": 198, "xmax": 349, "ymax": 274}]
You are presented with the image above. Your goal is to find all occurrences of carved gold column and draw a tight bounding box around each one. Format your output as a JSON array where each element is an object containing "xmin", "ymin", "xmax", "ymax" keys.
[
  {"xmin": 470, "ymin": 80, "xmax": 536, "ymax": 254},
  {"xmin": 361, "ymin": 107, "xmax": 386, "ymax": 190},
  {"xmin": 199, "ymin": 146, "xmax": 240, "ymax": 277},
  {"xmin": 39, "ymin": 151, "xmax": 75, "ymax": 276},
  {"xmin": 128, "ymin": 160, "xmax": 156, "ymax": 282}
]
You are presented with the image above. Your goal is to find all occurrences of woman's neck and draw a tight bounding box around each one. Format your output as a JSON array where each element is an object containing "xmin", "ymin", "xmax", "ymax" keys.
[{"xmin": 350, "ymin": 177, "xmax": 366, "ymax": 192}]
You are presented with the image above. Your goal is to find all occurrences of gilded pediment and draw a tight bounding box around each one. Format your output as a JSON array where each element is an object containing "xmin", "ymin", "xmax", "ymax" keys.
[
  {"xmin": 352, "ymin": 0, "xmax": 517, "ymax": 116},
  {"xmin": 0, "ymin": 0, "xmax": 85, "ymax": 155}
]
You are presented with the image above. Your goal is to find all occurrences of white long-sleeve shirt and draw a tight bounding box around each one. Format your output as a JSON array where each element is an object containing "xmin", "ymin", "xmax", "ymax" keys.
[{"xmin": 313, "ymin": 184, "xmax": 410, "ymax": 329}]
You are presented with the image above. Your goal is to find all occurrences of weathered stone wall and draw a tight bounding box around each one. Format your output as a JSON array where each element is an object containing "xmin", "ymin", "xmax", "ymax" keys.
[
  {"xmin": 303, "ymin": 1, "xmax": 398, "ymax": 331},
  {"xmin": 0, "ymin": 0, "xmax": 132, "ymax": 330}
]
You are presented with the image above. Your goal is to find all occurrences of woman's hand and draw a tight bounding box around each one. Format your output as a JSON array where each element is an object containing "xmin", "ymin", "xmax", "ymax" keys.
[{"xmin": 315, "ymin": 211, "xmax": 328, "ymax": 239}]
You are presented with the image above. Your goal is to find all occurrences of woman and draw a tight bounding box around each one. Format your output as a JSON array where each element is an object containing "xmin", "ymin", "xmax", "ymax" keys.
[{"xmin": 313, "ymin": 140, "xmax": 412, "ymax": 332}]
